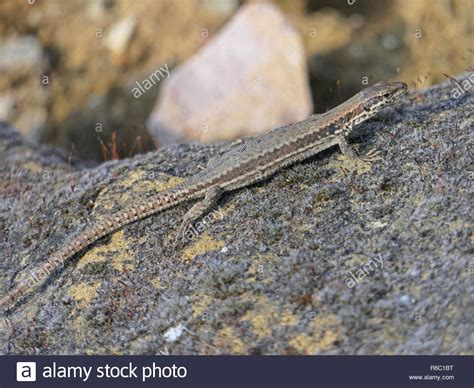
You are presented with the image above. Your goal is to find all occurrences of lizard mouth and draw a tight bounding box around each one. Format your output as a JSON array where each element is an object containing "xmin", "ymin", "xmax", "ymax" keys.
[
  {"xmin": 383, "ymin": 89, "xmax": 405, "ymax": 104},
  {"xmin": 362, "ymin": 81, "xmax": 408, "ymax": 111},
  {"xmin": 391, "ymin": 82, "xmax": 408, "ymax": 99}
]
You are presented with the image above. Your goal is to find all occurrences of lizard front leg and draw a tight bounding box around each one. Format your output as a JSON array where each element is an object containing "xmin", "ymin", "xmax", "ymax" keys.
[
  {"xmin": 172, "ymin": 186, "xmax": 223, "ymax": 254},
  {"xmin": 337, "ymin": 136, "xmax": 382, "ymax": 163}
]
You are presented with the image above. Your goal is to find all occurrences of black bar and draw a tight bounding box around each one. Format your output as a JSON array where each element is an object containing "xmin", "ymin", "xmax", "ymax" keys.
[{"xmin": 0, "ymin": 356, "xmax": 472, "ymax": 387}]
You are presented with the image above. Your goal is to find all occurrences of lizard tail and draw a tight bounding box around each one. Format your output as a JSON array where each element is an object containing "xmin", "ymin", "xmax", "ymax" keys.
[{"xmin": 0, "ymin": 189, "xmax": 191, "ymax": 313}]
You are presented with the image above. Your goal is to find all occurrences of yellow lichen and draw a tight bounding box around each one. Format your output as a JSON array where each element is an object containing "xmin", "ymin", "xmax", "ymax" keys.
[
  {"xmin": 280, "ymin": 310, "xmax": 300, "ymax": 326},
  {"xmin": 245, "ymin": 254, "xmax": 278, "ymax": 285},
  {"xmin": 181, "ymin": 232, "xmax": 225, "ymax": 262},
  {"xmin": 333, "ymin": 152, "xmax": 372, "ymax": 175},
  {"xmin": 192, "ymin": 294, "xmax": 213, "ymax": 318},
  {"xmin": 77, "ymin": 229, "xmax": 134, "ymax": 271},
  {"xmin": 214, "ymin": 326, "xmax": 247, "ymax": 354},
  {"xmin": 68, "ymin": 280, "xmax": 101, "ymax": 309},
  {"xmin": 93, "ymin": 171, "xmax": 183, "ymax": 211},
  {"xmin": 119, "ymin": 170, "xmax": 182, "ymax": 193},
  {"xmin": 289, "ymin": 314, "xmax": 341, "ymax": 354},
  {"xmin": 72, "ymin": 315, "xmax": 87, "ymax": 344},
  {"xmin": 244, "ymin": 313, "xmax": 272, "ymax": 339},
  {"xmin": 149, "ymin": 277, "xmax": 162, "ymax": 290},
  {"xmin": 111, "ymin": 233, "xmax": 135, "ymax": 272},
  {"xmin": 154, "ymin": 175, "xmax": 183, "ymax": 191},
  {"xmin": 240, "ymin": 295, "xmax": 299, "ymax": 340},
  {"xmin": 218, "ymin": 202, "xmax": 236, "ymax": 218},
  {"xmin": 22, "ymin": 161, "xmax": 43, "ymax": 173}
]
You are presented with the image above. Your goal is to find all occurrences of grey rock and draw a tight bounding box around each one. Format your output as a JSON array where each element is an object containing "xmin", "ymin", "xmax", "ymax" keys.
[{"xmin": 0, "ymin": 74, "xmax": 472, "ymax": 355}]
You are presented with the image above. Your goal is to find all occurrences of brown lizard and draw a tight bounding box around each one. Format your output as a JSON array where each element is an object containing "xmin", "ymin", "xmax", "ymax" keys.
[{"xmin": 0, "ymin": 81, "xmax": 407, "ymax": 312}]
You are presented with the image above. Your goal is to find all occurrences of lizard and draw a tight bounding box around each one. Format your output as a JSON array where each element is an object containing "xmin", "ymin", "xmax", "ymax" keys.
[{"xmin": 0, "ymin": 80, "xmax": 407, "ymax": 313}]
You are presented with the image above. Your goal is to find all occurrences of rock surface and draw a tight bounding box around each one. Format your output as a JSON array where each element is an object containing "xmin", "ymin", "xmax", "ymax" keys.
[
  {"xmin": 147, "ymin": 2, "xmax": 313, "ymax": 144},
  {"xmin": 0, "ymin": 75, "xmax": 472, "ymax": 355}
]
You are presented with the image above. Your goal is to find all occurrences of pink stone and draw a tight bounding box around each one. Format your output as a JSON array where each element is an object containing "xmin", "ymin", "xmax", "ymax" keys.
[{"xmin": 147, "ymin": 3, "xmax": 312, "ymax": 144}]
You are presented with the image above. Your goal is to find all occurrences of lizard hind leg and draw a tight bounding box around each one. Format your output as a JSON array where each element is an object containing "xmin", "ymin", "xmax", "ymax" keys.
[{"xmin": 172, "ymin": 186, "xmax": 223, "ymax": 255}]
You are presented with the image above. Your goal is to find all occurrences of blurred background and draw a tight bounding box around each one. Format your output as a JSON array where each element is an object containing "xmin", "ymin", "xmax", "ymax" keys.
[{"xmin": 0, "ymin": 0, "xmax": 472, "ymax": 162}]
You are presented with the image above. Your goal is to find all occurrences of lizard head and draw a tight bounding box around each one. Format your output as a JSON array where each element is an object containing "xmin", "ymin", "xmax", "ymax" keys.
[
  {"xmin": 341, "ymin": 81, "xmax": 407, "ymax": 136},
  {"xmin": 360, "ymin": 81, "xmax": 407, "ymax": 113},
  {"xmin": 341, "ymin": 81, "xmax": 407, "ymax": 135}
]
